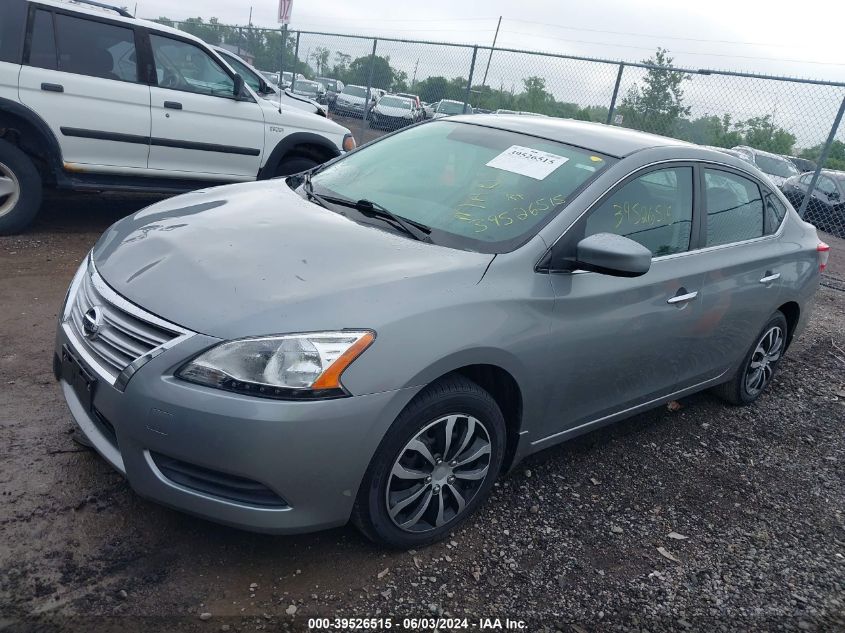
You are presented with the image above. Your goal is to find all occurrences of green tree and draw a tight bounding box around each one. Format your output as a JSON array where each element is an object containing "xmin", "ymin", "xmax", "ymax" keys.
[
  {"xmin": 518, "ymin": 76, "xmax": 553, "ymax": 114},
  {"xmin": 737, "ymin": 115, "xmax": 796, "ymax": 154},
  {"xmin": 674, "ymin": 114, "xmax": 743, "ymax": 147},
  {"xmin": 342, "ymin": 55, "xmax": 394, "ymax": 89},
  {"xmin": 617, "ymin": 48, "xmax": 691, "ymax": 135},
  {"xmin": 310, "ymin": 47, "xmax": 330, "ymax": 75},
  {"xmin": 801, "ymin": 140, "xmax": 845, "ymax": 170}
]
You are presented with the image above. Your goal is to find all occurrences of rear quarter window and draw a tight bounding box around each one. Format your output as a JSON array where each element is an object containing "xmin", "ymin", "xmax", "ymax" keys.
[{"xmin": 0, "ymin": 0, "xmax": 26, "ymax": 63}]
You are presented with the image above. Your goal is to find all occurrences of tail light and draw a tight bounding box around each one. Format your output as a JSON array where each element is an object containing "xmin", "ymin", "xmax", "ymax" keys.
[{"xmin": 818, "ymin": 241, "xmax": 830, "ymax": 272}]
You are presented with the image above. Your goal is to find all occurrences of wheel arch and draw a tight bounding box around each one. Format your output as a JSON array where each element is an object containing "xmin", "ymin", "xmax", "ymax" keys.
[
  {"xmin": 399, "ymin": 350, "xmax": 529, "ymax": 475},
  {"xmin": 0, "ymin": 98, "xmax": 63, "ymax": 185},
  {"xmin": 257, "ymin": 132, "xmax": 341, "ymax": 179},
  {"xmin": 777, "ymin": 301, "xmax": 800, "ymax": 350}
]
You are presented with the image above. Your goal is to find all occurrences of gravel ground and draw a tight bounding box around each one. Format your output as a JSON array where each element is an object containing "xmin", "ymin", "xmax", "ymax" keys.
[{"xmin": 0, "ymin": 194, "xmax": 843, "ymax": 633}]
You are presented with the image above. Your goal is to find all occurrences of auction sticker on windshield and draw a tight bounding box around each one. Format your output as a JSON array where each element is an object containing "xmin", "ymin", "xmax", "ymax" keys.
[{"xmin": 486, "ymin": 145, "xmax": 569, "ymax": 180}]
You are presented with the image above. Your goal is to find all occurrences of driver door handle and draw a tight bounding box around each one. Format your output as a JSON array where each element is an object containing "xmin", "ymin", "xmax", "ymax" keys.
[
  {"xmin": 667, "ymin": 291, "xmax": 698, "ymax": 304},
  {"xmin": 164, "ymin": 101, "xmax": 182, "ymax": 110},
  {"xmin": 759, "ymin": 273, "xmax": 781, "ymax": 284}
]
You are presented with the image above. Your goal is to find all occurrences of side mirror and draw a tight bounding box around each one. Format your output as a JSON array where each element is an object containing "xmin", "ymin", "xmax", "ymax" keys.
[
  {"xmin": 233, "ymin": 74, "xmax": 245, "ymax": 97},
  {"xmin": 574, "ymin": 233, "xmax": 652, "ymax": 277},
  {"xmin": 258, "ymin": 78, "xmax": 268, "ymax": 93},
  {"xmin": 828, "ymin": 190, "xmax": 840, "ymax": 200}
]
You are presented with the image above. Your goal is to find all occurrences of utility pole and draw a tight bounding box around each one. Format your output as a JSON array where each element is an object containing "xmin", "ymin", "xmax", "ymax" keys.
[
  {"xmin": 248, "ymin": 6, "xmax": 253, "ymax": 26},
  {"xmin": 481, "ymin": 16, "xmax": 502, "ymax": 88},
  {"xmin": 411, "ymin": 58, "xmax": 419, "ymax": 89}
]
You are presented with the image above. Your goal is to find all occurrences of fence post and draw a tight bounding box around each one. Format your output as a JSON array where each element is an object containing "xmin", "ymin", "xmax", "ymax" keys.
[
  {"xmin": 798, "ymin": 95, "xmax": 845, "ymax": 219},
  {"xmin": 293, "ymin": 31, "xmax": 301, "ymax": 88},
  {"xmin": 463, "ymin": 46, "xmax": 478, "ymax": 114},
  {"xmin": 606, "ymin": 62, "xmax": 625, "ymax": 125},
  {"xmin": 361, "ymin": 38, "xmax": 378, "ymax": 141},
  {"xmin": 279, "ymin": 24, "xmax": 287, "ymax": 81}
]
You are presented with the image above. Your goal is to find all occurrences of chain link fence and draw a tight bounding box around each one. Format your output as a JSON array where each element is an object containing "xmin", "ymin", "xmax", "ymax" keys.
[{"xmin": 162, "ymin": 20, "xmax": 845, "ymax": 239}]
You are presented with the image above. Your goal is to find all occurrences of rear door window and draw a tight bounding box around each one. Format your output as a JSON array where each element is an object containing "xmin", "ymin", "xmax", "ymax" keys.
[
  {"xmin": 704, "ymin": 169, "xmax": 764, "ymax": 247},
  {"xmin": 28, "ymin": 10, "xmax": 58, "ymax": 70},
  {"xmin": 53, "ymin": 13, "xmax": 138, "ymax": 81},
  {"xmin": 583, "ymin": 166, "xmax": 694, "ymax": 257},
  {"xmin": 0, "ymin": 0, "xmax": 26, "ymax": 63}
]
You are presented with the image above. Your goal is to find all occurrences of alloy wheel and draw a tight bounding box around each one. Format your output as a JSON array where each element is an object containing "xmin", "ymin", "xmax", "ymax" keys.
[
  {"xmin": 0, "ymin": 162, "xmax": 21, "ymax": 219},
  {"xmin": 745, "ymin": 326, "xmax": 784, "ymax": 396},
  {"xmin": 386, "ymin": 414, "xmax": 492, "ymax": 533}
]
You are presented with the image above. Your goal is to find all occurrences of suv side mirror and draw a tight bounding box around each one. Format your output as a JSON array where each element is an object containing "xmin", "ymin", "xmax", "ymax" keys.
[
  {"xmin": 573, "ymin": 233, "xmax": 652, "ymax": 277},
  {"xmin": 233, "ymin": 74, "xmax": 245, "ymax": 97}
]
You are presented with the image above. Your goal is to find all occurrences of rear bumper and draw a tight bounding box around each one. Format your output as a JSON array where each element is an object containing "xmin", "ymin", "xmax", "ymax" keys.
[{"xmin": 55, "ymin": 325, "xmax": 419, "ymax": 534}]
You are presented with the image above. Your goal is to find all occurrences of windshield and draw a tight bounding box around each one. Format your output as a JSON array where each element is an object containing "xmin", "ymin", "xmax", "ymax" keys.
[
  {"xmin": 294, "ymin": 81, "xmax": 319, "ymax": 94},
  {"xmin": 437, "ymin": 101, "xmax": 466, "ymax": 115},
  {"xmin": 755, "ymin": 154, "xmax": 799, "ymax": 178},
  {"xmin": 309, "ymin": 121, "xmax": 615, "ymax": 253},
  {"xmin": 379, "ymin": 97, "xmax": 412, "ymax": 109},
  {"xmin": 342, "ymin": 86, "xmax": 367, "ymax": 98},
  {"xmin": 317, "ymin": 78, "xmax": 336, "ymax": 90}
]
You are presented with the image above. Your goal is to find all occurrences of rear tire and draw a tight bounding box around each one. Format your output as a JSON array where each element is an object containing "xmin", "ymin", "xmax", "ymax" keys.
[
  {"xmin": 712, "ymin": 311, "xmax": 788, "ymax": 405},
  {"xmin": 0, "ymin": 139, "xmax": 43, "ymax": 235},
  {"xmin": 352, "ymin": 375, "xmax": 506, "ymax": 548}
]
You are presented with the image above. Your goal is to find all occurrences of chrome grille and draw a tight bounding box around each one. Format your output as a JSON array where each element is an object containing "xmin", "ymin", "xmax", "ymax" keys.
[{"xmin": 64, "ymin": 260, "xmax": 189, "ymax": 385}]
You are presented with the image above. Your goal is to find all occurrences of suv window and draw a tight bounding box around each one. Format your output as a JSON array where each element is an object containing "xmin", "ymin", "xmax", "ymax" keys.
[
  {"xmin": 704, "ymin": 169, "xmax": 763, "ymax": 247},
  {"xmin": 28, "ymin": 11, "xmax": 138, "ymax": 81},
  {"xmin": 583, "ymin": 167, "xmax": 693, "ymax": 257},
  {"xmin": 29, "ymin": 10, "xmax": 57, "ymax": 70},
  {"xmin": 0, "ymin": 0, "xmax": 26, "ymax": 63},
  {"xmin": 764, "ymin": 192, "xmax": 787, "ymax": 235},
  {"xmin": 800, "ymin": 173, "xmax": 813, "ymax": 185},
  {"xmin": 150, "ymin": 35, "xmax": 234, "ymax": 98}
]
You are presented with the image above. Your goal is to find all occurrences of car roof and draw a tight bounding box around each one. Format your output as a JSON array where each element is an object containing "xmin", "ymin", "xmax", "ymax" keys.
[
  {"xmin": 448, "ymin": 115, "xmax": 692, "ymax": 158},
  {"xmin": 36, "ymin": 0, "xmax": 207, "ymax": 44}
]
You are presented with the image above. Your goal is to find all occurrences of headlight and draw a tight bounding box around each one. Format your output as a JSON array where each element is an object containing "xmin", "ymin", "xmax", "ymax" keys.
[{"xmin": 177, "ymin": 330, "xmax": 375, "ymax": 400}]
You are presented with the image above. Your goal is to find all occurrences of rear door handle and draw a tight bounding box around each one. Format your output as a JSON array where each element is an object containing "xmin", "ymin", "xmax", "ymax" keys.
[
  {"xmin": 41, "ymin": 83, "xmax": 64, "ymax": 93},
  {"xmin": 759, "ymin": 273, "xmax": 781, "ymax": 284},
  {"xmin": 667, "ymin": 291, "xmax": 698, "ymax": 304},
  {"xmin": 163, "ymin": 101, "xmax": 182, "ymax": 110}
]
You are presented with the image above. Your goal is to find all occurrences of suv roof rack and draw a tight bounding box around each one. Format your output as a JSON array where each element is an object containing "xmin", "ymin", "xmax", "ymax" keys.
[{"xmin": 68, "ymin": 0, "xmax": 134, "ymax": 18}]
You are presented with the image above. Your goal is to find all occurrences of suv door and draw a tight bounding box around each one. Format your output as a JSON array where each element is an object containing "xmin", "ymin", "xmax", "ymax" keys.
[
  {"xmin": 147, "ymin": 34, "xmax": 265, "ymax": 178},
  {"xmin": 18, "ymin": 8, "xmax": 151, "ymax": 169},
  {"xmin": 696, "ymin": 167, "xmax": 786, "ymax": 378},
  {"xmin": 540, "ymin": 165, "xmax": 712, "ymax": 440}
]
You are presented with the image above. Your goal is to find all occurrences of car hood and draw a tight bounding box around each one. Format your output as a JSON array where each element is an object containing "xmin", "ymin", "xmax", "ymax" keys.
[
  {"xmin": 375, "ymin": 106, "xmax": 412, "ymax": 117},
  {"xmin": 92, "ymin": 181, "xmax": 493, "ymax": 340}
]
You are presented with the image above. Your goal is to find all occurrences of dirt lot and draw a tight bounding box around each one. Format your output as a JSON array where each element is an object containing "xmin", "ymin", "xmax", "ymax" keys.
[{"xmin": 1, "ymin": 194, "xmax": 843, "ymax": 633}]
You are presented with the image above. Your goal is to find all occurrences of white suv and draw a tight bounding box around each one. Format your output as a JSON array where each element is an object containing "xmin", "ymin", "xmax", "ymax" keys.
[{"xmin": 0, "ymin": 0, "xmax": 355, "ymax": 233}]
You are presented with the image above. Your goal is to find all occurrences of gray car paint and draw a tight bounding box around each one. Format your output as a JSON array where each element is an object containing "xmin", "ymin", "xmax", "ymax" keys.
[{"xmin": 57, "ymin": 116, "xmax": 822, "ymax": 534}]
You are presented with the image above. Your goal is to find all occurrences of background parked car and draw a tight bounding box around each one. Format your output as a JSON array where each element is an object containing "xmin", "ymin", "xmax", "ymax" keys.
[
  {"xmin": 369, "ymin": 95, "xmax": 419, "ymax": 130},
  {"xmin": 782, "ymin": 170, "xmax": 845, "ymax": 237},
  {"xmin": 396, "ymin": 93, "xmax": 422, "ymax": 116},
  {"xmin": 280, "ymin": 71, "xmax": 305, "ymax": 89},
  {"xmin": 212, "ymin": 46, "xmax": 327, "ymax": 117},
  {"xmin": 332, "ymin": 84, "xmax": 380, "ymax": 118},
  {"xmin": 291, "ymin": 79, "xmax": 327, "ymax": 104},
  {"xmin": 433, "ymin": 99, "xmax": 472, "ymax": 118},
  {"xmin": 786, "ymin": 155, "xmax": 817, "ymax": 173},
  {"xmin": 731, "ymin": 146, "xmax": 800, "ymax": 189},
  {"xmin": 316, "ymin": 76, "xmax": 345, "ymax": 106},
  {"xmin": 422, "ymin": 101, "xmax": 439, "ymax": 119},
  {"xmin": 493, "ymin": 109, "xmax": 547, "ymax": 116}
]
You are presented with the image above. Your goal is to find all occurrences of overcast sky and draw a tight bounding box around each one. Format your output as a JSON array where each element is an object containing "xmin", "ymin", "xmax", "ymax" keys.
[
  {"xmin": 132, "ymin": 0, "xmax": 845, "ymax": 81},
  {"xmin": 129, "ymin": 0, "xmax": 844, "ymax": 147}
]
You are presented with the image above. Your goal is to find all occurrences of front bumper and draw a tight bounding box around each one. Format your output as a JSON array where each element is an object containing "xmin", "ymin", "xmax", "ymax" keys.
[
  {"xmin": 371, "ymin": 115, "xmax": 412, "ymax": 130},
  {"xmin": 332, "ymin": 102, "xmax": 366, "ymax": 118},
  {"xmin": 54, "ymin": 272, "xmax": 418, "ymax": 534}
]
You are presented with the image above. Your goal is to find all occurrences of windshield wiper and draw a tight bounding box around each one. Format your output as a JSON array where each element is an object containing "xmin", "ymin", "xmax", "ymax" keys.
[{"xmin": 302, "ymin": 178, "xmax": 431, "ymax": 243}]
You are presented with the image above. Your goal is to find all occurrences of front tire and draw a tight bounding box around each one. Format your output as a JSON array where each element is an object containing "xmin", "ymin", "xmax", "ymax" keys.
[
  {"xmin": 712, "ymin": 311, "xmax": 788, "ymax": 405},
  {"xmin": 274, "ymin": 155, "xmax": 319, "ymax": 177},
  {"xmin": 0, "ymin": 139, "xmax": 43, "ymax": 235},
  {"xmin": 353, "ymin": 375, "xmax": 506, "ymax": 548}
]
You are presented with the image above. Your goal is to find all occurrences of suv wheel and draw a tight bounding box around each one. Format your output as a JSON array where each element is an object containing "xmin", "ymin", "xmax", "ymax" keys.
[
  {"xmin": 713, "ymin": 311, "xmax": 788, "ymax": 405},
  {"xmin": 0, "ymin": 139, "xmax": 43, "ymax": 235},
  {"xmin": 353, "ymin": 375, "xmax": 506, "ymax": 548}
]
